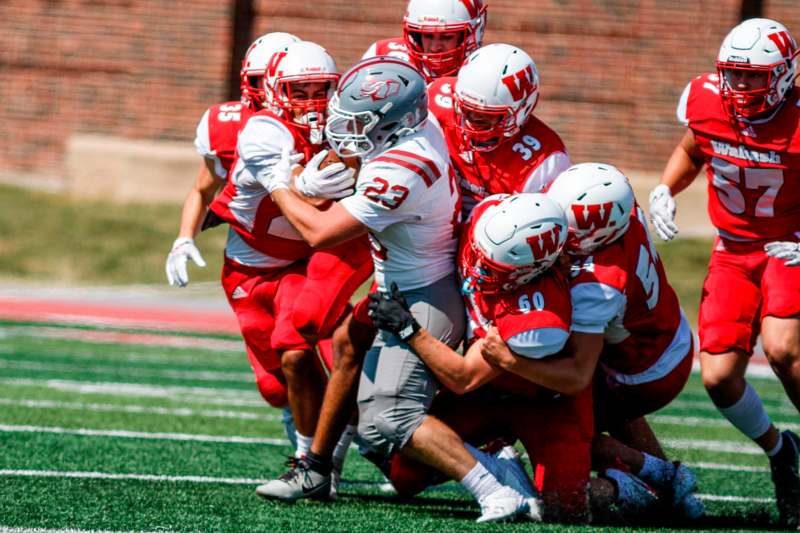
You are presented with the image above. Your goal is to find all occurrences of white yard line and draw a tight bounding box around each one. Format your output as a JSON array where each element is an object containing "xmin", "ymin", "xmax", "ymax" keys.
[
  {"xmin": 651, "ymin": 414, "xmax": 800, "ymax": 432},
  {"xmin": 696, "ymin": 494, "xmax": 774, "ymax": 503},
  {"xmin": 668, "ymin": 398, "xmax": 799, "ymax": 417},
  {"xmin": 686, "ymin": 461, "xmax": 768, "ymax": 473},
  {"xmin": 0, "ymin": 398, "xmax": 280, "ymax": 422},
  {"xmin": 0, "ymin": 424, "xmax": 290, "ymax": 446},
  {"xmin": 663, "ymin": 438, "xmax": 763, "ymax": 455}
]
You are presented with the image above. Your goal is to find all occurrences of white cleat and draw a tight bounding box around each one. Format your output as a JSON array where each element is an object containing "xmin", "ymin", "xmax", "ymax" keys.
[
  {"xmin": 476, "ymin": 485, "xmax": 529, "ymax": 523},
  {"xmin": 255, "ymin": 457, "xmax": 331, "ymax": 502},
  {"xmin": 494, "ymin": 446, "xmax": 543, "ymax": 522}
]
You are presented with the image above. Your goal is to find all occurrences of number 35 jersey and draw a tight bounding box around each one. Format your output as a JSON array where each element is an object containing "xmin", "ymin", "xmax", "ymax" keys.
[
  {"xmin": 339, "ymin": 119, "xmax": 460, "ymax": 292},
  {"xmin": 569, "ymin": 211, "xmax": 692, "ymax": 381},
  {"xmin": 680, "ymin": 73, "xmax": 800, "ymax": 241},
  {"xmin": 427, "ymin": 77, "xmax": 571, "ymax": 217},
  {"xmin": 194, "ymin": 101, "xmax": 254, "ymax": 179}
]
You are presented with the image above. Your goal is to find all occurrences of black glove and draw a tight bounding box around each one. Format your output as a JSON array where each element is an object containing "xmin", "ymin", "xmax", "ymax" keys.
[{"xmin": 367, "ymin": 281, "xmax": 421, "ymax": 342}]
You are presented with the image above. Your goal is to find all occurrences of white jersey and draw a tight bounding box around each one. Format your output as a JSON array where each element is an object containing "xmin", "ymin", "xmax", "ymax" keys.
[{"xmin": 340, "ymin": 119, "xmax": 460, "ymax": 291}]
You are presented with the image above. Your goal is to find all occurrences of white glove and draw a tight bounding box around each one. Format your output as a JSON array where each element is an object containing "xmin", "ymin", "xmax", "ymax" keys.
[
  {"xmin": 765, "ymin": 241, "xmax": 800, "ymax": 266},
  {"xmin": 256, "ymin": 146, "xmax": 304, "ymax": 194},
  {"xmin": 295, "ymin": 149, "xmax": 356, "ymax": 199},
  {"xmin": 166, "ymin": 237, "xmax": 206, "ymax": 287},
  {"xmin": 648, "ymin": 184, "xmax": 678, "ymax": 241}
]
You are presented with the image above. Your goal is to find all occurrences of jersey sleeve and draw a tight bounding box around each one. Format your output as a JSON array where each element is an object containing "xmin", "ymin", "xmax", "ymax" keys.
[
  {"xmin": 234, "ymin": 115, "xmax": 295, "ymax": 188},
  {"xmin": 194, "ymin": 108, "xmax": 228, "ymax": 179},
  {"xmin": 339, "ymin": 163, "xmax": 423, "ymax": 232},
  {"xmin": 520, "ymin": 151, "xmax": 572, "ymax": 193},
  {"xmin": 676, "ymin": 81, "xmax": 692, "ymax": 127},
  {"xmin": 506, "ymin": 328, "xmax": 569, "ymax": 359},
  {"xmin": 570, "ymin": 282, "xmax": 625, "ymax": 334}
]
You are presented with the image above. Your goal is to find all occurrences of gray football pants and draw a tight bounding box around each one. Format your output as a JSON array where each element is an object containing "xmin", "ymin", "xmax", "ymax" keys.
[{"xmin": 357, "ymin": 274, "xmax": 465, "ymax": 458}]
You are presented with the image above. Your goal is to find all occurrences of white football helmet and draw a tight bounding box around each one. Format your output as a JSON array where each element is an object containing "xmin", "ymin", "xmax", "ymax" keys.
[
  {"xmin": 716, "ymin": 18, "xmax": 799, "ymax": 119},
  {"xmin": 264, "ymin": 41, "xmax": 340, "ymax": 143},
  {"xmin": 546, "ymin": 163, "xmax": 634, "ymax": 256},
  {"xmin": 240, "ymin": 32, "xmax": 300, "ymax": 109},
  {"xmin": 454, "ymin": 44, "xmax": 540, "ymax": 152},
  {"xmin": 403, "ymin": 0, "xmax": 487, "ymax": 80},
  {"xmin": 461, "ymin": 193, "xmax": 567, "ymax": 294}
]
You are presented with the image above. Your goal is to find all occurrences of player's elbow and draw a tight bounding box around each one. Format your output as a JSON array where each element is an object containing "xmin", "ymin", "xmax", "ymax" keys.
[{"xmin": 561, "ymin": 369, "xmax": 593, "ymax": 396}]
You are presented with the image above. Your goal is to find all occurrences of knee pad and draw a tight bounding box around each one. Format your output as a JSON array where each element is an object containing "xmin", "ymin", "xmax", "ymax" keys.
[{"xmin": 256, "ymin": 373, "xmax": 288, "ymax": 408}]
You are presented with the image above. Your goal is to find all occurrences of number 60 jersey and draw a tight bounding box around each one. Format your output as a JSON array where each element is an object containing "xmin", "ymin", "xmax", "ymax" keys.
[
  {"xmin": 680, "ymin": 73, "xmax": 800, "ymax": 241},
  {"xmin": 427, "ymin": 77, "xmax": 571, "ymax": 218}
]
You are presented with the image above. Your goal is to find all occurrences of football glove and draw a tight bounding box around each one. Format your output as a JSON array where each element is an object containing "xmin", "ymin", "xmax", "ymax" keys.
[
  {"xmin": 295, "ymin": 150, "xmax": 356, "ymax": 199},
  {"xmin": 257, "ymin": 146, "xmax": 304, "ymax": 194},
  {"xmin": 166, "ymin": 237, "xmax": 206, "ymax": 287},
  {"xmin": 765, "ymin": 241, "xmax": 800, "ymax": 266},
  {"xmin": 367, "ymin": 282, "xmax": 421, "ymax": 342},
  {"xmin": 648, "ymin": 184, "xmax": 678, "ymax": 241}
]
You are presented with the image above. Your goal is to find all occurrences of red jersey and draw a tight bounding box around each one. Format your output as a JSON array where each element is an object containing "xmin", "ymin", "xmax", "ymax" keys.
[
  {"xmin": 428, "ymin": 77, "xmax": 571, "ymax": 217},
  {"xmin": 194, "ymin": 100, "xmax": 254, "ymax": 179},
  {"xmin": 460, "ymin": 200, "xmax": 571, "ymax": 359},
  {"xmin": 209, "ymin": 110, "xmax": 320, "ymax": 269},
  {"xmin": 362, "ymin": 38, "xmax": 415, "ymax": 66},
  {"xmin": 681, "ymin": 73, "xmax": 800, "ymax": 241},
  {"xmin": 569, "ymin": 209, "xmax": 691, "ymax": 381}
]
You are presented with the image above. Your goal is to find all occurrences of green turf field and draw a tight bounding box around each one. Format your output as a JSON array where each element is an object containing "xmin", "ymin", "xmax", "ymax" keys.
[{"xmin": 0, "ymin": 323, "xmax": 795, "ymax": 532}]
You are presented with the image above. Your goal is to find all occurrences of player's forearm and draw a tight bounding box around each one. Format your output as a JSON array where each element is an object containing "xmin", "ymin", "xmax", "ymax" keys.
[
  {"xmin": 177, "ymin": 163, "xmax": 222, "ymax": 239},
  {"xmin": 503, "ymin": 355, "xmax": 590, "ymax": 395},
  {"xmin": 271, "ymin": 188, "xmax": 346, "ymax": 248},
  {"xmin": 409, "ymin": 330, "xmax": 487, "ymax": 394},
  {"xmin": 660, "ymin": 130, "xmax": 704, "ymax": 196}
]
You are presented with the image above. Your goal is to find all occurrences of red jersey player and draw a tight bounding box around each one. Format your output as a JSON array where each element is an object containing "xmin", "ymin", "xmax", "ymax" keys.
[
  {"xmin": 207, "ymin": 41, "xmax": 372, "ymax": 475},
  {"xmin": 165, "ymin": 32, "xmax": 298, "ymax": 287},
  {"xmin": 648, "ymin": 18, "xmax": 800, "ymax": 527},
  {"xmin": 427, "ymin": 43, "xmax": 571, "ymax": 217},
  {"xmin": 362, "ymin": 0, "xmax": 486, "ymax": 82}
]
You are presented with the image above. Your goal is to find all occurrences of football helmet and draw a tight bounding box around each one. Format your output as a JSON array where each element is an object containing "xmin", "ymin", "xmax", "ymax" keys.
[
  {"xmin": 546, "ymin": 162, "xmax": 634, "ymax": 256},
  {"xmin": 716, "ymin": 18, "xmax": 799, "ymax": 119},
  {"xmin": 462, "ymin": 193, "xmax": 567, "ymax": 294},
  {"xmin": 264, "ymin": 41, "xmax": 340, "ymax": 143},
  {"xmin": 402, "ymin": 0, "xmax": 487, "ymax": 80},
  {"xmin": 325, "ymin": 56, "xmax": 428, "ymax": 159},
  {"xmin": 454, "ymin": 44, "xmax": 540, "ymax": 152},
  {"xmin": 240, "ymin": 32, "xmax": 299, "ymax": 109}
]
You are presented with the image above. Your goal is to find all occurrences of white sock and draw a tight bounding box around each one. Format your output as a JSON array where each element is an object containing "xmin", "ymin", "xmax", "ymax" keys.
[
  {"xmin": 766, "ymin": 432, "xmax": 784, "ymax": 457},
  {"xmin": 295, "ymin": 431, "xmax": 313, "ymax": 458},
  {"xmin": 461, "ymin": 461, "xmax": 504, "ymax": 501},
  {"xmin": 637, "ymin": 453, "xmax": 676, "ymax": 487},
  {"xmin": 332, "ymin": 425, "xmax": 356, "ymax": 470},
  {"xmin": 717, "ymin": 382, "xmax": 772, "ymax": 439}
]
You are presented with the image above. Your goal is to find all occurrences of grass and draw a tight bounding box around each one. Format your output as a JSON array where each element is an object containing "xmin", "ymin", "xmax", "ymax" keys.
[{"xmin": 0, "ymin": 323, "xmax": 792, "ymax": 532}]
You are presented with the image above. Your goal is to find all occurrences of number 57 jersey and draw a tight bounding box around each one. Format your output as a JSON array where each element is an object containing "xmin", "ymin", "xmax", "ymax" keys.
[{"xmin": 680, "ymin": 73, "xmax": 800, "ymax": 241}]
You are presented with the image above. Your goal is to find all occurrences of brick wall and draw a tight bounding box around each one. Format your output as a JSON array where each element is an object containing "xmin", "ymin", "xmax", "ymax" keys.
[{"xmin": 2, "ymin": 0, "xmax": 795, "ymax": 179}]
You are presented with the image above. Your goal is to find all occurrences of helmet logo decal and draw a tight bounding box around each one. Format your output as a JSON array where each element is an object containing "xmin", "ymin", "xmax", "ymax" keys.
[
  {"xmin": 266, "ymin": 51, "xmax": 287, "ymax": 79},
  {"xmin": 458, "ymin": 0, "xmax": 479, "ymax": 18},
  {"xmin": 768, "ymin": 30, "xmax": 797, "ymax": 59},
  {"xmin": 526, "ymin": 225, "xmax": 562, "ymax": 259},
  {"xmin": 572, "ymin": 202, "xmax": 613, "ymax": 230},
  {"xmin": 359, "ymin": 78, "xmax": 400, "ymax": 101},
  {"xmin": 501, "ymin": 65, "xmax": 536, "ymax": 101}
]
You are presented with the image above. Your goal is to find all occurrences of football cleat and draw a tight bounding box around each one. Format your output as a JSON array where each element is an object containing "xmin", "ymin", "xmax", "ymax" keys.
[
  {"xmin": 475, "ymin": 485, "xmax": 529, "ymax": 523},
  {"xmin": 493, "ymin": 446, "xmax": 543, "ymax": 522},
  {"xmin": 770, "ymin": 430, "xmax": 800, "ymax": 529},
  {"xmin": 329, "ymin": 463, "xmax": 341, "ymax": 500},
  {"xmin": 604, "ymin": 468, "xmax": 659, "ymax": 517},
  {"xmin": 255, "ymin": 456, "xmax": 331, "ymax": 502},
  {"xmin": 671, "ymin": 463, "xmax": 705, "ymax": 520}
]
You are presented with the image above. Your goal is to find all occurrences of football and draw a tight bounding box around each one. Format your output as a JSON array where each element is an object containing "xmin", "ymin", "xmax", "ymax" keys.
[{"xmin": 319, "ymin": 149, "xmax": 361, "ymax": 174}]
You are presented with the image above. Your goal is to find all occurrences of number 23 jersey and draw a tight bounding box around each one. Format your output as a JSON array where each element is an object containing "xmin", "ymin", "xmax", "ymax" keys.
[{"xmin": 680, "ymin": 73, "xmax": 800, "ymax": 241}]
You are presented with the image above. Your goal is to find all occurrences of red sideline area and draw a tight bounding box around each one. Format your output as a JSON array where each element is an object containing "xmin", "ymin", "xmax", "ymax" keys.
[{"xmin": 0, "ymin": 298, "xmax": 240, "ymax": 335}]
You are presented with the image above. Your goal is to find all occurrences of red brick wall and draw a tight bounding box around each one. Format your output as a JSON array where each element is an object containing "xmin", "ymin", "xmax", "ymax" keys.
[{"xmin": 2, "ymin": 1, "xmax": 795, "ymax": 178}]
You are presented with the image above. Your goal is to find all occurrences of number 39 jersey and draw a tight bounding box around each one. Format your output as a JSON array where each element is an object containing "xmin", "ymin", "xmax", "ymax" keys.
[
  {"xmin": 427, "ymin": 77, "xmax": 571, "ymax": 217},
  {"xmin": 194, "ymin": 101, "xmax": 254, "ymax": 179},
  {"xmin": 569, "ymin": 210, "xmax": 691, "ymax": 379},
  {"xmin": 339, "ymin": 119, "xmax": 460, "ymax": 292},
  {"xmin": 680, "ymin": 73, "xmax": 800, "ymax": 241}
]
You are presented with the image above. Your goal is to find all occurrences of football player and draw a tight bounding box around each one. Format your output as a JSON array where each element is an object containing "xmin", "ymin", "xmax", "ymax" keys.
[
  {"xmin": 254, "ymin": 56, "xmax": 533, "ymax": 522},
  {"xmin": 483, "ymin": 163, "xmax": 702, "ymax": 519},
  {"xmin": 165, "ymin": 32, "xmax": 299, "ymax": 288},
  {"xmin": 427, "ymin": 43, "xmax": 571, "ymax": 217},
  {"xmin": 648, "ymin": 18, "xmax": 800, "ymax": 527},
  {"xmin": 362, "ymin": 0, "xmax": 487, "ymax": 82},
  {"xmin": 206, "ymin": 41, "xmax": 372, "ymax": 467}
]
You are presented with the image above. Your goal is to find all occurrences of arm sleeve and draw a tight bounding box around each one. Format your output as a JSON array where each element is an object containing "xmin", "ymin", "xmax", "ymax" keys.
[
  {"xmin": 339, "ymin": 165, "xmax": 421, "ymax": 232},
  {"xmin": 506, "ymin": 327, "xmax": 569, "ymax": 359},
  {"xmin": 521, "ymin": 151, "xmax": 572, "ymax": 193},
  {"xmin": 234, "ymin": 116, "xmax": 295, "ymax": 188},
  {"xmin": 570, "ymin": 282, "xmax": 625, "ymax": 334},
  {"xmin": 676, "ymin": 82, "xmax": 692, "ymax": 127}
]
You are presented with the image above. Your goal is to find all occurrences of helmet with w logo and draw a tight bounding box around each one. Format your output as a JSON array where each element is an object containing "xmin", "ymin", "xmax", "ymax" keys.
[
  {"xmin": 240, "ymin": 32, "xmax": 299, "ymax": 110},
  {"xmin": 325, "ymin": 57, "xmax": 428, "ymax": 159},
  {"xmin": 716, "ymin": 18, "xmax": 799, "ymax": 119},
  {"xmin": 546, "ymin": 163, "xmax": 634, "ymax": 256},
  {"xmin": 402, "ymin": 0, "xmax": 487, "ymax": 80},
  {"xmin": 454, "ymin": 44, "xmax": 540, "ymax": 151},
  {"xmin": 461, "ymin": 193, "xmax": 567, "ymax": 294}
]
